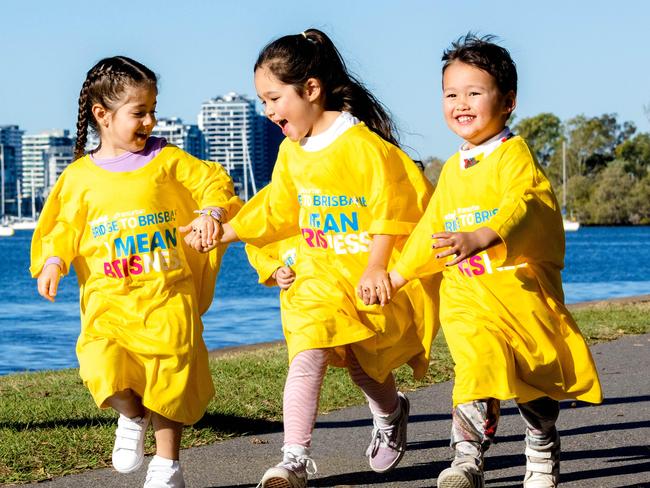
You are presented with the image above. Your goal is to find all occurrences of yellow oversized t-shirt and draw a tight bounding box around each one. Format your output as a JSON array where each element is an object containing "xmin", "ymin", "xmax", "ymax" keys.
[
  {"xmin": 30, "ymin": 145, "xmax": 242, "ymax": 424},
  {"xmin": 395, "ymin": 136, "xmax": 602, "ymax": 406},
  {"xmin": 231, "ymin": 123, "xmax": 438, "ymax": 382}
]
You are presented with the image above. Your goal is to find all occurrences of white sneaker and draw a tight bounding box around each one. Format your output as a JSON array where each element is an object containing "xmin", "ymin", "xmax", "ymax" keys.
[
  {"xmin": 437, "ymin": 457, "xmax": 485, "ymax": 488},
  {"xmin": 524, "ymin": 435, "xmax": 560, "ymax": 488},
  {"xmin": 144, "ymin": 455, "xmax": 185, "ymax": 488},
  {"xmin": 258, "ymin": 445, "xmax": 317, "ymax": 488},
  {"xmin": 112, "ymin": 411, "xmax": 150, "ymax": 473}
]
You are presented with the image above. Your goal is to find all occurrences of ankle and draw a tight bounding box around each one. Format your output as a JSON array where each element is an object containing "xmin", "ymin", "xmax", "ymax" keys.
[{"xmin": 453, "ymin": 441, "xmax": 483, "ymax": 470}]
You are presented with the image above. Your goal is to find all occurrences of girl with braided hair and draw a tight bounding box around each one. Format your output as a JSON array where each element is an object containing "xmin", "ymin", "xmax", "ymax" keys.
[
  {"xmin": 30, "ymin": 55, "xmax": 241, "ymax": 487},
  {"xmin": 209, "ymin": 29, "xmax": 437, "ymax": 487}
]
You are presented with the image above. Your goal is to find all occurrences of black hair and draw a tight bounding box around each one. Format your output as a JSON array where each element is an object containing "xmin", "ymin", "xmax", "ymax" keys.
[
  {"xmin": 74, "ymin": 56, "xmax": 158, "ymax": 160},
  {"xmin": 254, "ymin": 28, "xmax": 399, "ymax": 147},
  {"xmin": 442, "ymin": 33, "xmax": 517, "ymax": 96}
]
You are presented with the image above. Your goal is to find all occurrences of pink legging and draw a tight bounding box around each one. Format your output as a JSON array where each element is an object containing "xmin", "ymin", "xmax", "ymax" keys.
[{"xmin": 283, "ymin": 348, "xmax": 399, "ymax": 447}]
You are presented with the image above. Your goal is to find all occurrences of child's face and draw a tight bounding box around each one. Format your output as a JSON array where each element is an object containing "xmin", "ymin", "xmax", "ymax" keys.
[
  {"xmin": 442, "ymin": 61, "xmax": 515, "ymax": 149},
  {"xmin": 97, "ymin": 84, "xmax": 157, "ymax": 156},
  {"xmin": 255, "ymin": 65, "xmax": 321, "ymax": 142}
]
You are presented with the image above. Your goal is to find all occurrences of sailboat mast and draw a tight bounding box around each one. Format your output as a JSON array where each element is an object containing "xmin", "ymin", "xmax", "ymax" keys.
[
  {"xmin": 16, "ymin": 179, "xmax": 22, "ymax": 219},
  {"xmin": 1, "ymin": 144, "xmax": 5, "ymax": 216},
  {"xmin": 562, "ymin": 140, "xmax": 567, "ymax": 214}
]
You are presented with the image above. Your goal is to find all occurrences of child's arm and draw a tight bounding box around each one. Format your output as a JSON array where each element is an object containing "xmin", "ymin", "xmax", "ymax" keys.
[
  {"xmin": 357, "ymin": 234, "xmax": 396, "ymax": 306},
  {"xmin": 431, "ymin": 227, "xmax": 501, "ymax": 267},
  {"xmin": 37, "ymin": 263, "xmax": 62, "ymax": 302}
]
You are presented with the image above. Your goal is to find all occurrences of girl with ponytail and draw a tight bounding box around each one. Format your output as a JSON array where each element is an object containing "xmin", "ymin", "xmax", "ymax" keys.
[
  {"xmin": 31, "ymin": 56, "xmax": 241, "ymax": 487},
  {"xmin": 210, "ymin": 29, "xmax": 436, "ymax": 487}
]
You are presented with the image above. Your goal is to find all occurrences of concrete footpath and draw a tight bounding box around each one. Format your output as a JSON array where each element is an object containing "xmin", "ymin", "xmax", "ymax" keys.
[{"xmin": 23, "ymin": 333, "xmax": 650, "ymax": 488}]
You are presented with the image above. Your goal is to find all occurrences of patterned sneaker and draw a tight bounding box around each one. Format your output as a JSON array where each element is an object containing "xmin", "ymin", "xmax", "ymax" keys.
[
  {"xmin": 144, "ymin": 455, "xmax": 185, "ymax": 488},
  {"xmin": 112, "ymin": 411, "xmax": 150, "ymax": 473},
  {"xmin": 365, "ymin": 392, "xmax": 410, "ymax": 473},
  {"xmin": 524, "ymin": 434, "xmax": 560, "ymax": 488},
  {"xmin": 437, "ymin": 459, "xmax": 485, "ymax": 488},
  {"xmin": 258, "ymin": 445, "xmax": 317, "ymax": 488}
]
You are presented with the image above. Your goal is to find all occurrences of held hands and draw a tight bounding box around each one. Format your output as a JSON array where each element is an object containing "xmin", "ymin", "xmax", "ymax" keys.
[
  {"xmin": 179, "ymin": 215, "xmax": 223, "ymax": 253},
  {"xmin": 272, "ymin": 266, "xmax": 296, "ymax": 290},
  {"xmin": 357, "ymin": 264, "xmax": 392, "ymax": 306},
  {"xmin": 432, "ymin": 227, "xmax": 500, "ymax": 267},
  {"xmin": 37, "ymin": 263, "xmax": 62, "ymax": 302}
]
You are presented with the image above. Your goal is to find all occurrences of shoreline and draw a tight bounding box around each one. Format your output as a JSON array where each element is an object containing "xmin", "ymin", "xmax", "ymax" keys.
[{"xmin": 207, "ymin": 293, "xmax": 650, "ymax": 358}]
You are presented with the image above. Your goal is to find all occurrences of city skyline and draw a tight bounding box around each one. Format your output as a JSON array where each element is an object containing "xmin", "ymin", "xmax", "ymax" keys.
[{"xmin": 1, "ymin": 1, "xmax": 649, "ymax": 162}]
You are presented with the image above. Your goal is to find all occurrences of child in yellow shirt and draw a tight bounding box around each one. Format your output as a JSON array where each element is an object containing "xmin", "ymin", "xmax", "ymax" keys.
[
  {"xmin": 388, "ymin": 35, "xmax": 602, "ymax": 488},
  {"xmin": 31, "ymin": 56, "xmax": 240, "ymax": 488},
  {"xmin": 187, "ymin": 28, "xmax": 435, "ymax": 488}
]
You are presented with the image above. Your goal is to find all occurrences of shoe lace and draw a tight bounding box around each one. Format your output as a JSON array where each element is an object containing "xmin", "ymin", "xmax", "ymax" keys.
[
  {"xmin": 365, "ymin": 422, "xmax": 399, "ymax": 457},
  {"xmin": 282, "ymin": 451, "xmax": 318, "ymax": 475}
]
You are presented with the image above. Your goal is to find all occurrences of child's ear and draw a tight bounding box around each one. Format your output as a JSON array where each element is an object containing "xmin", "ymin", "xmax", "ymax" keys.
[
  {"xmin": 304, "ymin": 77, "xmax": 322, "ymax": 102},
  {"xmin": 91, "ymin": 103, "xmax": 110, "ymax": 128},
  {"xmin": 503, "ymin": 91, "xmax": 517, "ymax": 115}
]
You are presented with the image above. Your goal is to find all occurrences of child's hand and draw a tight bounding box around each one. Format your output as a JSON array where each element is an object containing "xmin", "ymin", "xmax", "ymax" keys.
[
  {"xmin": 357, "ymin": 265, "xmax": 391, "ymax": 306},
  {"xmin": 273, "ymin": 266, "xmax": 295, "ymax": 290},
  {"xmin": 37, "ymin": 263, "xmax": 62, "ymax": 302},
  {"xmin": 179, "ymin": 215, "xmax": 223, "ymax": 253},
  {"xmin": 432, "ymin": 227, "xmax": 500, "ymax": 267},
  {"xmin": 388, "ymin": 269, "xmax": 408, "ymax": 296}
]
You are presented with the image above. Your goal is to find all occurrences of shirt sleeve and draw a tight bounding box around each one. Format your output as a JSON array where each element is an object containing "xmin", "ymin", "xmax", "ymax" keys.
[
  {"xmin": 393, "ymin": 186, "xmax": 448, "ymax": 281},
  {"xmin": 483, "ymin": 140, "xmax": 563, "ymax": 265},
  {"xmin": 366, "ymin": 143, "xmax": 433, "ymax": 236},
  {"xmin": 244, "ymin": 242, "xmax": 283, "ymax": 286},
  {"xmin": 172, "ymin": 149, "xmax": 243, "ymax": 221},
  {"xmin": 30, "ymin": 171, "xmax": 86, "ymax": 277},
  {"xmin": 230, "ymin": 150, "xmax": 301, "ymax": 247}
]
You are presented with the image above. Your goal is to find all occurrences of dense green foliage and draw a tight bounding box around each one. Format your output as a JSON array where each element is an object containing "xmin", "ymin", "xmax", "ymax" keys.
[{"xmin": 424, "ymin": 113, "xmax": 650, "ymax": 224}]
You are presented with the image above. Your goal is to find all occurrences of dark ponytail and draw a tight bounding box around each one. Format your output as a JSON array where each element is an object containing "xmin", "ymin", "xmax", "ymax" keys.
[
  {"xmin": 74, "ymin": 56, "xmax": 157, "ymax": 160},
  {"xmin": 254, "ymin": 28, "xmax": 399, "ymax": 147}
]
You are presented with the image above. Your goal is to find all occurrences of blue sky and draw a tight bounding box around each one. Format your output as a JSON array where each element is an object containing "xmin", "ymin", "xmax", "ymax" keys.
[{"xmin": 1, "ymin": 0, "xmax": 648, "ymax": 160}]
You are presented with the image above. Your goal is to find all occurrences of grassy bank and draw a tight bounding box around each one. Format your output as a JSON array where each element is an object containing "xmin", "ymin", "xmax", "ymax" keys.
[{"xmin": 1, "ymin": 299, "xmax": 648, "ymax": 484}]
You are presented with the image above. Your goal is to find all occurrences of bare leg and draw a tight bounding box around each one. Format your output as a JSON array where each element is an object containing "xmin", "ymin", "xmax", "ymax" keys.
[
  {"xmin": 151, "ymin": 412, "xmax": 183, "ymax": 460},
  {"xmin": 105, "ymin": 389, "xmax": 145, "ymax": 418}
]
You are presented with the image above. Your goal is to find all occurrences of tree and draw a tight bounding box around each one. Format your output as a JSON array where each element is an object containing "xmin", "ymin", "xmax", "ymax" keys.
[
  {"xmin": 562, "ymin": 114, "xmax": 636, "ymax": 177},
  {"xmin": 587, "ymin": 160, "xmax": 635, "ymax": 224},
  {"xmin": 615, "ymin": 132, "xmax": 650, "ymax": 178},
  {"xmin": 513, "ymin": 113, "xmax": 562, "ymax": 168},
  {"xmin": 627, "ymin": 172, "xmax": 650, "ymax": 224}
]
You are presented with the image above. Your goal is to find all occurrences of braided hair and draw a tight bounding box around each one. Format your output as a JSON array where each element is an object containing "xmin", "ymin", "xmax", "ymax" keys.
[
  {"xmin": 74, "ymin": 56, "xmax": 157, "ymax": 160},
  {"xmin": 254, "ymin": 29, "xmax": 399, "ymax": 147}
]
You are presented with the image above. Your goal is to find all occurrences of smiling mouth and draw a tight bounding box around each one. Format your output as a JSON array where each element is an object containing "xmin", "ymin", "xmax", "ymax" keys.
[{"xmin": 456, "ymin": 115, "xmax": 475, "ymax": 124}]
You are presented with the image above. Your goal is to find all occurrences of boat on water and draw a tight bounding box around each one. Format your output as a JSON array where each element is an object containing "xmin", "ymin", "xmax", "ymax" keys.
[
  {"xmin": 563, "ymin": 219, "xmax": 580, "ymax": 232},
  {"xmin": 11, "ymin": 218, "xmax": 37, "ymax": 230},
  {"xmin": 0, "ymin": 224, "xmax": 14, "ymax": 237}
]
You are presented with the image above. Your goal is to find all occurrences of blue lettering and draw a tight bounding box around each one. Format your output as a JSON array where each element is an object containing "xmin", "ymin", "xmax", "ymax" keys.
[{"xmin": 115, "ymin": 236, "xmax": 136, "ymax": 257}]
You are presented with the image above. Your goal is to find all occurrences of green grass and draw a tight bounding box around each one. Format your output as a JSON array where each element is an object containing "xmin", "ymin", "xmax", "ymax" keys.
[{"xmin": 0, "ymin": 300, "xmax": 647, "ymax": 484}]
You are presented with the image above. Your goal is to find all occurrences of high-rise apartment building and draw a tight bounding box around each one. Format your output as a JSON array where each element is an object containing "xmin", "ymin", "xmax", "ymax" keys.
[
  {"xmin": 21, "ymin": 130, "xmax": 74, "ymax": 203},
  {"xmin": 255, "ymin": 114, "xmax": 283, "ymax": 188},
  {"xmin": 152, "ymin": 117, "xmax": 207, "ymax": 160},
  {"xmin": 199, "ymin": 93, "xmax": 262, "ymax": 199},
  {"xmin": 0, "ymin": 125, "xmax": 24, "ymax": 214},
  {"xmin": 0, "ymin": 144, "xmax": 18, "ymax": 215}
]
